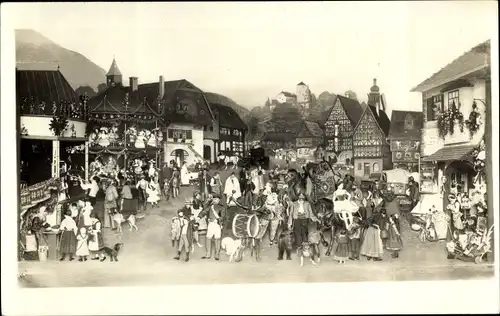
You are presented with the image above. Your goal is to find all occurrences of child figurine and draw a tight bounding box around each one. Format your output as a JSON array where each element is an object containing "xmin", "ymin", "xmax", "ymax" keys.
[
  {"xmin": 386, "ymin": 214, "xmax": 403, "ymax": 259},
  {"xmin": 348, "ymin": 217, "xmax": 362, "ymax": 260},
  {"xmin": 76, "ymin": 227, "xmax": 90, "ymax": 261},
  {"xmin": 146, "ymin": 179, "xmax": 160, "ymax": 208},
  {"xmin": 334, "ymin": 229, "xmax": 350, "ymax": 264},
  {"xmin": 88, "ymin": 212, "xmax": 105, "ymax": 261},
  {"xmin": 58, "ymin": 209, "xmax": 78, "ymax": 261}
]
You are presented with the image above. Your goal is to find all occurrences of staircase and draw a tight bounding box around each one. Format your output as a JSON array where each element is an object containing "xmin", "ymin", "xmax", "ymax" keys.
[{"xmin": 187, "ymin": 144, "xmax": 205, "ymax": 162}]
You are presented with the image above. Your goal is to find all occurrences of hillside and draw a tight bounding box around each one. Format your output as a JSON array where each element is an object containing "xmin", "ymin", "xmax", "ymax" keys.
[
  {"xmin": 204, "ymin": 92, "xmax": 250, "ymax": 119},
  {"xmin": 15, "ymin": 29, "xmax": 107, "ymax": 90}
]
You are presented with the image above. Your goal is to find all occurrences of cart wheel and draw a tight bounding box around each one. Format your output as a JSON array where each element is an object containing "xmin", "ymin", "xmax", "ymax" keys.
[{"xmin": 474, "ymin": 256, "xmax": 482, "ymax": 264}]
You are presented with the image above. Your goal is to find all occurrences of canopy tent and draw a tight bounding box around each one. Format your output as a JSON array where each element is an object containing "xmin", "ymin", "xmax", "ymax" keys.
[{"xmin": 410, "ymin": 194, "xmax": 443, "ymax": 215}]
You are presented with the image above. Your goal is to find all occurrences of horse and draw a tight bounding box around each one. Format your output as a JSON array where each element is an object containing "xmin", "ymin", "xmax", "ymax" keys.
[{"xmin": 218, "ymin": 153, "xmax": 240, "ymax": 170}]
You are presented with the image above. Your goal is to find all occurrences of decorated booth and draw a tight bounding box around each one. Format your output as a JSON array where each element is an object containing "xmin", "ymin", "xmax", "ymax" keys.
[{"xmin": 87, "ymin": 89, "xmax": 165, "ymax": 183}]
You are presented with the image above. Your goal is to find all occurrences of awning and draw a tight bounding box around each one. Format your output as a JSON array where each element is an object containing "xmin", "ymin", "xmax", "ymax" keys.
[{"xmin": 422, "ymin": 145, "xmax": 476, "ymax": 162}]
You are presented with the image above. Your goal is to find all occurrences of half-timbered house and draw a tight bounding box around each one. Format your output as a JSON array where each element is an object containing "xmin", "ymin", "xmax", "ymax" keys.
[
  {"xmin": 323, "ymin": 95, "xmax": 364, "ymax": 164},
  {"xmin": 209, "ymin": 103, "xmax": 247, "ymax": 159},
  {"xmin": 387, "ymin": 110, "xmax": 423, "ymax": 172},
  {"xmin": 352, "ymin": 104, "xmax": 391, "ymax": 180}
]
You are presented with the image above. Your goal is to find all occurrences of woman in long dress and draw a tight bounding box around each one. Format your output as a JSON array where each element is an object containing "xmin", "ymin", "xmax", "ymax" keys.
[
  {"xmin": 76, "ymin": 227, "xmax": 90, "ymax": 261},
  {"xmin": 58, "ymin": 209, "xmax": 78, "ymax": 261},
  {"xmin": 180, "ymin": 161, "xmax": 190, "ymax": 186},
  {"xmin": 120, "ymin": 180, "xmax": 138, "ymax": 218},
  {"xmin": 360, "ymin": 211, "xmax": 385, "ymax": 261},
  {"xmin": 146, "ymin": 179, "xmax": 160, "ymax": 207}
]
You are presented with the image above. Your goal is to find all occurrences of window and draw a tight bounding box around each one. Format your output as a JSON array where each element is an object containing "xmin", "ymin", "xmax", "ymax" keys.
[
  {"xmin": 404, "ymin": 114, "xmax": 414, "ymax": 129},
  {"xmin": 426, "ymin": 94, "xmax": 443, "ymax": 121},
  {"xmin": 373, "ymin": 162, "xmax": 380, "ymax": 172},
  {"xmin": 176, "ymin": 103, "xmax": 188, "ymax": 113},
  {"xmin": 168, "ymin": 129, "xmax": 192, "ymax": 140},
  {"xmin": 448, "ymin": 90, "xmax": 459, "ymax": 108},
  {"xmin": 357, "ymin": 163, "xmax": 362, "ymax": 170},
  {"xmin": 209, "ymin": 126, "xmax": 214, "ymax": 132},
  {"xmin": 363, "ymin": 163, "xmax": 370, "ymax": 176}
]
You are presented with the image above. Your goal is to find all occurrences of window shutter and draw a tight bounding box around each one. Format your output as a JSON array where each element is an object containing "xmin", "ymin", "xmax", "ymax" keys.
[
  {"xmin": 426, "ymin": 97, "xmax": 433, "ymax": 121},
  {"xmin": 439, "ymin": 94, "xmax": 445, "ymax": 113},
  {"xmin": 186, "ymin": 130, "xmax": 192, "ymax": 139},
  {"xmin": 168, "ymin": 129, "xmax": 173, "ymax": 138}
]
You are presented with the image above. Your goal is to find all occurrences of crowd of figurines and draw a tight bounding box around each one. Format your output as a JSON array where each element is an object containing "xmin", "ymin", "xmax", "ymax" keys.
[
  {"xmin": 19, "ymin": 95, "xmax": 89, "ymax": 120},
  {"xmin": 88, "ymin": 126, "xmax": 163, "ymax": 148}
]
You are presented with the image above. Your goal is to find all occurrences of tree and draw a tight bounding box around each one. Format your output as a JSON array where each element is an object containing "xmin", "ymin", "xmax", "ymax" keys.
[
  {"xmin": 75, "ymin": 85, "xmax": 97, "ymax": 98},
  {"xmin": 317, "ymin": 91, "xmax": 336, "ymax": 109},
  {"xmin": 344, "ymin": 90, "xmax": 358, "ymax": 101},
  {"xmin": 271, "ymin": 103, "xmax": 302, "ymax": 132},
  {"xmin": 309, "ymin": 92, "xmax": 317, "ymax": 108},
  {"xmin": 245, "ymin": 114, "xmax": 261, "ymax": 140},
  {"xmin": 97, "ymin": 83, "xmax": 108, "ymax": 94}
]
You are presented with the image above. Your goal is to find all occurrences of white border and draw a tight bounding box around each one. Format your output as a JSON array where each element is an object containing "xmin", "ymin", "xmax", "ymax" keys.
[{"xmin": 2, "ymin": 3, "xmax": 499, "ymax": 315}]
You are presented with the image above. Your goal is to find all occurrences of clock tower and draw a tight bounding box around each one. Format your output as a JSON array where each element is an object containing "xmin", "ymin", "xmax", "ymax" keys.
[{"xmin": 106, "ymin": 57, "xmax": 123, "ymax": 87}]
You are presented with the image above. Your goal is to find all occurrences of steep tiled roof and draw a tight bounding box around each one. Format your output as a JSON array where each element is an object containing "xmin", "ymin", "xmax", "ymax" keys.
[
  {"xmin": 106, "ymin": 58, "xmax": 122, "ymax": 76},
  {"xmin": 303, "ymin": 120, "xmax": 324, "ymax": 137},
  {"xmin": 280, "ymin": 91, "xmax": 296, "ymax": 98},
  {"xmin": 388, "ymin": 110, "xmax": 423, "ymax": 140},
  {"xmin": 16, "ymin": 69, "xmax": 77, "ymax": 106},
  {"xmin": 367, "ymin": 104, "xmax": 391, "ymax": 137},
  {"xmin": 411, "ymin": 40, "xmax": 490, "ymax": 92},
  {"xmin": 210, "ymin": 103, "xmax": 247, "ymax": 130},
  {"xmin": 261, "ymin": 132, "xmax": 296, "ymax": 142},
  {"xmin": 422, "ymin": 145, "xmax": 476, "ymax": 162},
  {"xmin": 324, "ymin": 95, "xmax": 364, "ymax": 126}
]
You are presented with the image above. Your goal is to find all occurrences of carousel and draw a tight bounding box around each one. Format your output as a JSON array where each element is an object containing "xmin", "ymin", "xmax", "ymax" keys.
[{"xmin": 86, "ymin": 89, "xmax": 165, "ymax": 184}]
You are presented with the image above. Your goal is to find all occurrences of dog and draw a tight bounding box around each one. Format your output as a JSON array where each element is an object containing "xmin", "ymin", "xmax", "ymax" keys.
[
  {"xmin": 277, "ymin": 230, "xmax": 293, "ymax": 260},
  {"xmin": 113, "ymin": 212, "xmax": 138, "ymax": 232},
  {"xmin": 297, "ymin": 241, "xmax": 318, "ymax": 267},
  {"xmin": 221, "ymin": 237, "xmax": 244, "ymax": 262},
  {"xmin": 97, "ymin": 243, "xmax": 123, "ymax": 262}
]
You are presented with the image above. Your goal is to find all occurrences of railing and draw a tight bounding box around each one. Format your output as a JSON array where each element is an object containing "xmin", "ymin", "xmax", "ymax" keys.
[{"xmin": 19, "ymin": 96, "xmax": 88, "ymax": 121}]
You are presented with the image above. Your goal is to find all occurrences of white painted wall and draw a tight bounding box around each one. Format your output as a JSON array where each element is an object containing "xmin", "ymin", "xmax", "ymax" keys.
[
  {"xmin": 20, "ymin": 116, "xmax": 87, "ymax": 138},
  {"xmin": 164, "ymin": 123, "xmax": 204, "ymax": 166},
  {"xmin": 421, "ymin": 77, "xmax": 486, "ymax": 156}
]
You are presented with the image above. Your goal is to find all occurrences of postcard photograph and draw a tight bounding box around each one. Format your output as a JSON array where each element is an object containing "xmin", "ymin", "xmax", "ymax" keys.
[{"xmin": 1, "ymin": 1, "xmax": 499, "ymax": 315}]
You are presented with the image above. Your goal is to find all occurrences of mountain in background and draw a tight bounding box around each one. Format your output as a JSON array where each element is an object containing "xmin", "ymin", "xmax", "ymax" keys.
[
  {"xmin": 204, "ymin": 92, "xmax": 250, "ymax": 119},
  {"xmin": 15, "ymin": 29, "xmax": 106, "ymax": 90},
  {"xmin": 15, "ymin": 29, "xmax": 251, "ymax": 121}
]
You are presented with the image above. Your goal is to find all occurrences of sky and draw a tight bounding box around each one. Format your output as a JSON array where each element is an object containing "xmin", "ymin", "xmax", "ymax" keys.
[{"xmin": 5, "ymin": 1, "xmax": 498, "ymax": 113}]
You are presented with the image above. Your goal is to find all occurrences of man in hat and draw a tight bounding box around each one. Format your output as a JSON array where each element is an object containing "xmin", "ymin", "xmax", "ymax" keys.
[
  {"xmin": 161, "ymin": 161, "xmax": 174, "ymax": 200},
  {"xmin": 199, "ymin": 168, "xmax": 212, "ymax": 201},
  {"xmin": 200, "ymin": 193, "xmax": 224, "ymax": 260},
  {"xmin": 136, "ymin": 174, "xmax": 149, "ymax": 213},
  {"xmin": 407, "ymin": 176, "xmax": 420, "ymax": 209}
]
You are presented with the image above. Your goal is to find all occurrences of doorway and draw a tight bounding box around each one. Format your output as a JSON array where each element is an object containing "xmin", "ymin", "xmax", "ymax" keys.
[
  {"xmin": 203, "ymin": 145, "xmax": 211, "ymax": 162},
  {"xmin": 171, "ymin": 149, "xmax": 188, "ymax": 167}
]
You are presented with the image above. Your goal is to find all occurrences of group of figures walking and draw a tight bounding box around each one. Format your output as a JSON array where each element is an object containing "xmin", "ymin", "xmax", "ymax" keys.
[{"xmin": 169, "ymin": 160, "xmax": 408, "ymax": 264}]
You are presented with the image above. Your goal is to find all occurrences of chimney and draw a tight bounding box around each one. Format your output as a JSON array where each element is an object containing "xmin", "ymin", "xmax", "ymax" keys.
[
  {"xmin": 159, "ymin": 75, "xmax": 165, "ymax": 99},
  {"xmin": 129, "ymin": 77, "xmax": 138, "ymax": 92}
]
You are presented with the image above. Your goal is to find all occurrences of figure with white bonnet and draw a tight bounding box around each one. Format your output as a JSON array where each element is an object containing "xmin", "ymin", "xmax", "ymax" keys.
[
  {"xmin": 332, "ymin": 183, "xmax": 358, "ymax": 230},
  {"xmin": 224, "ymin": 172, "xmax": 241, "ymax": 206}
]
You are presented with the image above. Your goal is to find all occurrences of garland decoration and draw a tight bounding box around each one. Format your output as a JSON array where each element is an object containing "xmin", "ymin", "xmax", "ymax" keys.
[
  {"xmin": 465, "ymin": 101, "xmax": 482, "ymax": 138},
  {"xmin": 437, "ymin": 101, "xmax": 464, "ymax": 138}
]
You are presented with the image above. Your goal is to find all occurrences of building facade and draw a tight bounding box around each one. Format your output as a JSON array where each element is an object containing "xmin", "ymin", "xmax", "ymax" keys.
[
  {"xmin": 387, "ymin": 110, "xmax": 423, "ymax": 172},
  {"xmin": 323, "ymin": 95, "xmax": 364, "ymax": 164},
  {"xmin": 296, "ymin": 81, "xmax": 311, "ymax": 109},
  {"xmin": 209, "ymin": 103, "xmax": 247, "ymax": 160},
  {"xmin": 276, "ymin": 91, "xmax": 297, "ymax": 104},
  {"xmin": 18, "ymin": 68, "xmax": 88, "ymax": 186},
  {"xmin": 412, "ymin": 40, "xmax": 490, "ymax": 214},
  {"xmin": 295, "ymin": 120, "xmax": 323, "ymax": 161}
]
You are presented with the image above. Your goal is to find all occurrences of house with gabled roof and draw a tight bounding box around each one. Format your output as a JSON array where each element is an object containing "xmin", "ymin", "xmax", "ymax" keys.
[
  {"xmin": 323, "ymin": 94, "xmax": 364, "ymax": 164},
  {"xmin": 209, "ymin": 103, "xmax": 247, "ymax": 161},
  {"xmin": 411, "ymin": 40, "xmax": 491, "ymax": 222},
  {"xmin": 387, "ymin": 110, "xmax": 423, "ymax": 172},
  {"xmin": 352, "ymin": 79, "xmax": 392, "ymax": 180},
  {"xmin": 295, "ymin": 120, "xmax": 324, "ymax": 161},
  {"xmin": 276, "ymin": 91, "xmax": 297, "ymax": 104}
]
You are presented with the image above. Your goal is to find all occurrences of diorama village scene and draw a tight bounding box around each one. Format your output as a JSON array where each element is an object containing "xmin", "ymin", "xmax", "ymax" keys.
[{"xmin": 17, "ymin": 29, "xmax": 494, "ymax": 284}]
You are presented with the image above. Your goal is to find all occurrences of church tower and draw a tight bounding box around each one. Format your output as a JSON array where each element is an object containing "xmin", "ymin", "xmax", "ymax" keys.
[
  {"xmin": 367, "ymin": 78, "xmax": 380, "ymax": 106},
  {"xmin": 106, "ymin": 57, "xmax": 123, "ymax": 87}
]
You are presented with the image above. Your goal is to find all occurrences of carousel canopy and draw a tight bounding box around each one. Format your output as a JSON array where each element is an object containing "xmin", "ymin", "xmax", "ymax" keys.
[
  {"xmin": 87, "ymin": 84, "xmax": 163, "ymax": 124},
  {"xmin": 17, "ymin": 69, "xmax": 78, "ymax": 114}
]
